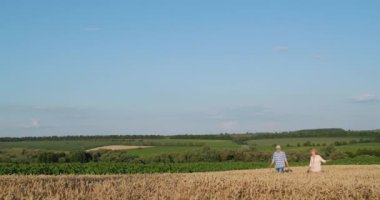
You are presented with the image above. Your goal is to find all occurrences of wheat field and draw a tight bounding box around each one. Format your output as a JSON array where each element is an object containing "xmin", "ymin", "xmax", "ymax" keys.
[{"xmin": 0, "ymin": 165, "xmax": 379, "ymax": 200}]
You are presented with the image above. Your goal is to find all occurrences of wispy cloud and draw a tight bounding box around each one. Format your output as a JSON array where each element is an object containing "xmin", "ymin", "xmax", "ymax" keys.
[
  {"xmin": 220, "ymin": 121, "xmax": 239, "ymax": 131},
  {"xmin": 31, "ymin": 105, "xmax": 86, "ymax": 113},
  {"xmin": 2, "ymin": 104, "xmax": 90, "ymax": 112},
  {"xmin": 273, "ymin": 46, "xmax": 289, "ymax": 53},
  {"xmin": 21, "ymin": 118, "xmax": 41, "ymax": 129},
  {"xmin": 312, "ymin": 53, "xmax": 323, "ymax": 60},
  {"xmin": 82, "ymin": 26, "xmax": 100, "ymax": 32},
  {"xmin": 202, "ymin": 105, "xmax": 270, "ymax": 121},
  {"xmin": 352, "ymin": 94, "xmax": 380, "ymax": 103}
]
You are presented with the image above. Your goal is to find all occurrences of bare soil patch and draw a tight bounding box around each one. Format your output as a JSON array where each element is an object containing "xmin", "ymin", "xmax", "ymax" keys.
[{"xmin": 86, "ymin": 145, "xmax": 153, "ymax": 151}]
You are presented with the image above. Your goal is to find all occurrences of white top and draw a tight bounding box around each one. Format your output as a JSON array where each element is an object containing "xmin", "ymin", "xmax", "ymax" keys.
[{"xmin": 309, "ymin": 155, "xmax": 326, "ymax": 172}]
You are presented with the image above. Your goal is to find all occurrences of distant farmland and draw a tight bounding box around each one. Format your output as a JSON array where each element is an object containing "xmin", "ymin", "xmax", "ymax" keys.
[{"xmin": 0, "ymin": 129, "xmax": 379, "ymax": 174}]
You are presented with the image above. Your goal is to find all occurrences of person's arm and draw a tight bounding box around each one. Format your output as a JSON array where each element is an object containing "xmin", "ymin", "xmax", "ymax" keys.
[
  {"xmin": 307, "ymin": 157, "xmax": 312, "ymax": 173},
  {"xmin": 319, "ymin": 155, "xmax": 327, "ymax": 163},
  {"xmin": 269, "ymin": 153, "xmax": 275, "ymax": 168},
  {"xmin": 284, "ymin": 152, "xmax": 289, "ymax": 167},
  {"xmin": 269, "ymin": 160, "xmax": 274, "ymax": 168}
]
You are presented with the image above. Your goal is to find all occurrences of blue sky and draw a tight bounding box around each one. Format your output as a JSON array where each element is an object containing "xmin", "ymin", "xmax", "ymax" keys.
[{"xmin": 1, "ymin": 1, "xmax": 379, "ymax": 136}]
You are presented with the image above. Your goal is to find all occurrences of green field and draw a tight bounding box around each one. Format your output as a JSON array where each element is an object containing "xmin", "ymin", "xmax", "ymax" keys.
[
  {"xmin": 0, "ymin": 156, "xmax": 379, "ymax": 175},
  {"xmin": 1, "ymin": 156, "xmax": 379, "ymax": 175},
  {"xmin": 0, "ymin": 139, "xmax": 238, "ymax": 150},
  {"xmin": 0, "ymin": 137, "xmax": 379, "ymax": 159},
  {"xmin": 0, "ymin": 140, "xmax": 122, "ymax": 152},
  {"xmin": 0, "ymin": 139, "xmax": 240, "ymax": 159},
  {"xmin": 1, "ymin": 137, "xmax": 375, "ymax": 152}
]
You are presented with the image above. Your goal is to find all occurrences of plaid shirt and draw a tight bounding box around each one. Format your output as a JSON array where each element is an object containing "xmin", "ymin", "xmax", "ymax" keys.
[{"xmin": 272, "ymin": 151, "xmax": 287, "ymax": 168}]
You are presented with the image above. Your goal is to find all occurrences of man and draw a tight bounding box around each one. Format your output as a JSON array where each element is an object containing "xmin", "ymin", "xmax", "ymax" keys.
[{"xmin": 270, "ymin": 145, "xmax": 289, "ymax": 173}]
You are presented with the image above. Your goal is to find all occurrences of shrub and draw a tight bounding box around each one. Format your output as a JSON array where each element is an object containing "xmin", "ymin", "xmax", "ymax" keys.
[
  {"xmin": 70, "ymin": 151, "xmax": 92, "ymax": 163},
  {"xmin": 38, "ymin": 152, "xmax": 66, "ymax": 163},
  {"xmin": 303, "ymin": 141, "xmax": 311, "ymax": 147},
  {"xmin": 329, "ymin": 151, "xmax": 348, "ymax": 160},
  {"xmin": 345, "ymin": 151, "xmax": 356, "ymax": 158},
  {"xmin": 356, "ymin": 149, "xmax": 380, "ymax": 157},
  {"xmin": 322, "ymin": 144, "xmax": 336, "ymax": 157}
]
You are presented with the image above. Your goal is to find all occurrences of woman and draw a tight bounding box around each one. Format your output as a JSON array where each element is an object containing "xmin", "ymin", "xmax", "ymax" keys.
[{"xmin": 307, "ymin": 149, "xmax": 329, "ymax": 173}]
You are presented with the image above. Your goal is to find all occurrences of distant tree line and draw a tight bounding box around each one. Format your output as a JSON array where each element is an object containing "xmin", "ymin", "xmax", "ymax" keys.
[
  {"xmin": 0, "ymin": 135, "xmax": 165, "ymax": 142},
  {"xmin": 169, "ymin": 133, "xmax": 232, "ymax": 140},
  {"xmin": 0, "ymin": 129, "xmax": 379, "ymax": 142},
  {"xmin": 248, "ymin": 129, "xmax": 380, "ymax": 139}
]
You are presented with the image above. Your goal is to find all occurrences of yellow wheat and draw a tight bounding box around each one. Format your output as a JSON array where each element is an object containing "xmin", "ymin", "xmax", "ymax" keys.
[{"xmin": 0, "ymin": 165, "xmax": 379, "ymax": 200}]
